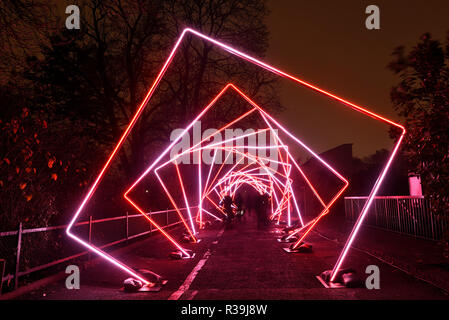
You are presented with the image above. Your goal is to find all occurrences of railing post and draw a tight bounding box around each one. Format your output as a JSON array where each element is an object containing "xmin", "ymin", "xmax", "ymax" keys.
[
  {"xmin": 344, "ymin": 199, "xmax": 347, "ymax": 220},
  {"xmin": 396, "ymin": 198, "xmax": 402, "ymax": 233},
  {"xmin": 14, "ymin": 222, "xmax": 22, "ymax": 290},
  {"xmin": 350, "ymin": 199, "xmax": 354, "ymax": 221},
  {"xmin": 0, "ymin": 259, "xmax": 5, "ymax": 295},
  {"xmin": 383, "ymin": 199, "xmax": 389, "ymax": 230},
  {"xmin": 429, "ymin": 199, "xmax": 435, "ymax": 240},
  {"xmin": 125, "ymin": 211, "xmax": 129, "ymax": 243},
  {"xmin": 374, "ymin": 199, "xmax": 378, "ymax": 225},
  {"xmin": 412, "ymin": 201, "xmax": 417, "ymax": 236},
  {"xmin": 88, "ymin": 216, "xmax": 92, "ymax": 260}
]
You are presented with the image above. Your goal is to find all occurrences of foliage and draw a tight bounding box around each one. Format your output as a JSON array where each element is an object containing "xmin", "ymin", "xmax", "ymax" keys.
[
  {"xmin": 1, "ymin": 0, "xmax": 282, "ymax": 229},
  {"xmin": 0, "ymin": 86, "xmax": 91, "ymax": 230},
  {"xmin": 388, "ymin": 33, "xmax": 449, "ymax": 246}
]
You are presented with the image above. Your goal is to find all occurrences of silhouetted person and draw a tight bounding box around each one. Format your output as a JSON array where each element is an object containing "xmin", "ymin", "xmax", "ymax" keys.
[
  {"xmin": 244, "ymin": 191, "xmax": 251, "ymax": 217},
  {"xmin": 234, "ymin": 193, "xmax": 244, "ymax": 221},
  {"xmin": 220, "ymin": 194, "xmax": 234, "ymax": 224},
  {"xmin": 255, "ymin": 192, "xmax": 270, "ymax": 229},
  {"xmin": 248, "ymin": 190, "xmax": 258, "ymax": 217}
]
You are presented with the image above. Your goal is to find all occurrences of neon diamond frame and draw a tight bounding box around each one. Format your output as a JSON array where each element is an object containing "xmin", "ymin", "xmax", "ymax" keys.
[
  {"xmin": 124, "ymin": 83, "xmax": 348, "ymax": 260},
  {"xmin": 66, "ymin": 28, "xmax": 406, "ymax": 285}
]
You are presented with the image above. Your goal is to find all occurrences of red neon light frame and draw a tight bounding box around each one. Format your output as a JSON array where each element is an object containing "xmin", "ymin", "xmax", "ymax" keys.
[
  {"xmin": 66, "ymin": 28, "xmax": 405, "ymax": 285},
  {"xmin": 126, "ymin": 83, "xmax": 344, "ymax": 262}
]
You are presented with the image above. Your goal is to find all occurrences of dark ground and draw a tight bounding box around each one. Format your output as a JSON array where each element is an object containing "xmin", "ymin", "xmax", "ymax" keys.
[{"xmin": 16, "ymin": 209, "xmax": 449, "ymax": 300}]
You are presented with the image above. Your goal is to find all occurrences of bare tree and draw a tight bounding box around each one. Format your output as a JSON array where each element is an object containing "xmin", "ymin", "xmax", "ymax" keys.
[
  {"xmin": 0, "ymin": 0, "xmax": 56, "ymax": 84},
  {"xmin": 28, "ymin": 0, "xmax": 282, "ymax": 179}
]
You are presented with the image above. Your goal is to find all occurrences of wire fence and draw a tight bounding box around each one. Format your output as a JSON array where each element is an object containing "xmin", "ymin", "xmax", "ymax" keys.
[
  {"xmin": 345, "ymin": 196, "xmax": 447, "ymax": 241},
  {"xmin": 0, "ymin": 208, "xmax": 187, "ymax": 294}
]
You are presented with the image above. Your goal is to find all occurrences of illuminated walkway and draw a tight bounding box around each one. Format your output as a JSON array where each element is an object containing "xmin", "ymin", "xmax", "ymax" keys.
[{"xmin": 17, "ymin": 212, "xmax": 448, "ymax": 300}]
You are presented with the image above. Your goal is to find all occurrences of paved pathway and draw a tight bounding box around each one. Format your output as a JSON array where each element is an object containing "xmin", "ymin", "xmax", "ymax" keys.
[{"xmin": 17, "ymin": 211, "xmax": 449, "ymax": 300}]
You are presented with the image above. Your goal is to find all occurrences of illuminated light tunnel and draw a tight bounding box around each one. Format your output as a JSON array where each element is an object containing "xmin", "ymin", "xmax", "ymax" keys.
[
  {"xmin": 125, "ymin": 83, "xmax": 347, "ymax": 261},
  {"xmin": 66, "ymin": 28, "xmax": 405, "ymax": 288}
]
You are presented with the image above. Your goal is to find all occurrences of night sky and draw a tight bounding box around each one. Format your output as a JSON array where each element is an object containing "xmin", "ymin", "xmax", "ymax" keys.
[{"xmin": 266, "ymin": 0, "xmax": 449, "ymax": 157}]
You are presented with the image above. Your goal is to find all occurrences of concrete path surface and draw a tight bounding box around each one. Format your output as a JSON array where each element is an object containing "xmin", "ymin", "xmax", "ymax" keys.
[{"xmin": 16, "ymin": 211, "xmax": 449, "ymax": 300}]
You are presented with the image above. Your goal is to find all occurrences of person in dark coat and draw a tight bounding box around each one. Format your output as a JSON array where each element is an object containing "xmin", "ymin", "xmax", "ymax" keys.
[
  {"xmin": 220, "ymin": 194, "xmax": 235, "ymax": 224},
  {"xmin": 234, "ymin": 193, "xmax": 244, "ymax": 221},
  {"xmin": 255, "ymin": 192, "xmax": 270, "ymax": 229}
]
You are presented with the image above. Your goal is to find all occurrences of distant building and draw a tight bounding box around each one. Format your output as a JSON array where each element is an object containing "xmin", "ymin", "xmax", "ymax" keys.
[
  {"xmin": 301, "ymin": 143, "xmax": 354, "ymax": 177},
  {"xmin": 294, "ymin": 143, "xmax": 408, "ymax": 218},
  {"xmin": 295, "ymin": 144, "xmax": 354, "ymax": 218}
]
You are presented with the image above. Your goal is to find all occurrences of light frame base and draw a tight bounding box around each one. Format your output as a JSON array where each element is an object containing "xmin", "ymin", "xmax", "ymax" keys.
[{"xmin": 315, "ymin": 275, "xmax": 345, "ymax": 289}]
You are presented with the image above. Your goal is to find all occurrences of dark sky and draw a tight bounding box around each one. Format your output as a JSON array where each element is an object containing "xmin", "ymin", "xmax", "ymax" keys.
[{"xmin": 266, "ymin": 0, "xmax": 449, "ymax": 158}]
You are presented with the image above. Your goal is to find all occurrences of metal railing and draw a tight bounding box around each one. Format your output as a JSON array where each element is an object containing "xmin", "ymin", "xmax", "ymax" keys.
[
  {"xmin": 345, "ymin": 196, "xmax": 447, "ymax": 241},
  {"xmin": 0, "ymin": 208, "xmax": 186, "ymax": 294}
]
